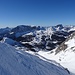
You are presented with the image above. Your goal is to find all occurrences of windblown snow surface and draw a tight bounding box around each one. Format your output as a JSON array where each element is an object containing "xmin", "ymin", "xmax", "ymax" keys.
[{"xmin": 0, "ymin": 42, "xmax": 69, "ymax": 75}]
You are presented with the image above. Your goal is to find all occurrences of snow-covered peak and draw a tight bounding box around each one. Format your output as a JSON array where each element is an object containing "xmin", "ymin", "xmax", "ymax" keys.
[
  {"xmin": 11, "ymin": 25, "xmax": 41, "ymax": 33},
  {"xmin": 54, "ymin": 24, "xmax": 64, "ymax": 31},
  {"xmin": 46, "ymin": 27, "xmax": 54, "ymax": 34}
]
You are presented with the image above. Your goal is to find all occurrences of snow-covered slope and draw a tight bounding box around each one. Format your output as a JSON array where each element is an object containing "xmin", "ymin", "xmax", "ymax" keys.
[
  {"xmin": 38, "ymin": 49, "xmax": 75, "ymax": 75},
  {"xmin": 1, "ymin": 37, "xmax": 19, "ymax": 45},
  {"xmin": 0, "ymin": 42, "xmax": 69, "ymax": 75},
  {"xmin": 54, "ymin": 32, "xmax": 75, "ymax": 74},
  {"xmin": 37, "ymin": 32, "xmax": 75, "ymax": 75}
]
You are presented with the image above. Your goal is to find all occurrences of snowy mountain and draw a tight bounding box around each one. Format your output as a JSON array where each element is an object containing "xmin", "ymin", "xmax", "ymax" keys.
[
  {"xmin": 13, "ymin": 24, "xmax": 75, "ymax": 51},
  {"xmin": 54, "ymin": 31, "xmax": 75, "ymax": 74},
  {"xmin": 55, "ymin": 31, "xmax": 75, "ymax": 53},
  {"xmin": 11, "ymin": 25, "xmax": 41, "ymax": 38},
  {"xmin": 0, "ymin": 24, "xmax": 75, "ymax": 52},
  {"xmin": 0, "ymin": 24, "xmax": 75, "ymax": 75},
  {"xmin": 0, "ymin": 42, "xmax": 69, "ymax": 75},
  {"xmin": 0, "ymin": 27, "xmax": 11, "ymax": 34},
  {"xmin": 37, "ymin": 31, "xmax": 75, "ymax": 75}
]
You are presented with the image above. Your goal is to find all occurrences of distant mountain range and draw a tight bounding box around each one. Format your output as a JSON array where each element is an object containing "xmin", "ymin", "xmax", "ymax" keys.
[{"xmin": 0, "ymin": 24, "xmax": 75, "ymax": 51}]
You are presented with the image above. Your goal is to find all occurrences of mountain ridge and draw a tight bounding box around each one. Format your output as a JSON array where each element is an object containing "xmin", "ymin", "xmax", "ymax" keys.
[{"xmin": 0, "ymin": 24, "xmax": 75, "ymax": 52}]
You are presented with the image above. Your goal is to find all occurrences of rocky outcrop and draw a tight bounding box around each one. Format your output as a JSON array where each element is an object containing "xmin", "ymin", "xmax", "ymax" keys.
[{"xmin": 55, "ymin": 31, "xmax": 75, "ymax": 54}]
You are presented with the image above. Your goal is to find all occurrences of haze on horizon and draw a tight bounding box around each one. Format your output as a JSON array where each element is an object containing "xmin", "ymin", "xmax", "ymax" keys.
[{"xmin": 0, "ymin": 0, "xmax": 75, "ymax": 28}]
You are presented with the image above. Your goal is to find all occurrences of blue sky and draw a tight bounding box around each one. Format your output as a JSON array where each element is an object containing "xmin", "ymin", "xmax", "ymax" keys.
[{"xmin": 0, "ymin": 0, "xmax": 75, "ymax": 27}]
